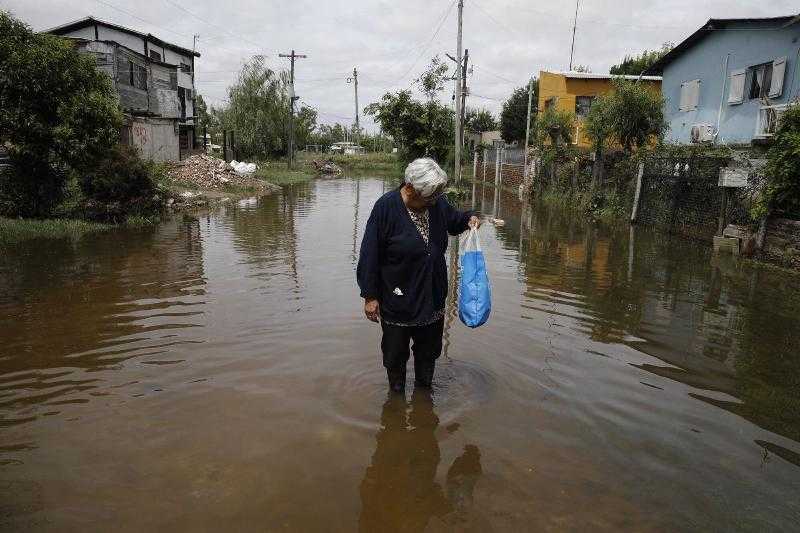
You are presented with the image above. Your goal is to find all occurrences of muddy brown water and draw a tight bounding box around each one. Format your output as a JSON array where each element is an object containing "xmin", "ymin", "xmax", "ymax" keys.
[{"xmin": 1, "ymin": 176, "xmax": 799, "ymax": 531}]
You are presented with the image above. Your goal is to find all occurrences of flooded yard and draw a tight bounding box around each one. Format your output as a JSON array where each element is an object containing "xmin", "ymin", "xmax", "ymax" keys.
[{"xmin": 1, "ymin": 176, "xmax": 799, "ymax": 531}]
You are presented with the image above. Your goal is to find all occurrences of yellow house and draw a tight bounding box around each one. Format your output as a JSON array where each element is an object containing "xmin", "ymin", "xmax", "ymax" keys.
[{"xmin": 538, "ymin": 71, "xmax": 662, "ymax": 148}]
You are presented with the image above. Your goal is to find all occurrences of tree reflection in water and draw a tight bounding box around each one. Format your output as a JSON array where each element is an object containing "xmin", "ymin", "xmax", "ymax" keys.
[{"xmin": 359, "ymin": 390, "xmax": 483, "ymax": 532}]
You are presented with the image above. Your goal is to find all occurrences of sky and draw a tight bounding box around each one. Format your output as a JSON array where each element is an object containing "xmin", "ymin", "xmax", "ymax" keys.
[{"xmin": 4, "ymin": 0, "xmax": 798, "ymax": 132}]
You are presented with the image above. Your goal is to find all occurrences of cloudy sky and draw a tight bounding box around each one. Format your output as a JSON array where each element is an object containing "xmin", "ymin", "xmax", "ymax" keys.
[{"xmin": 5, "ymin": 0, "xmax": 798, "ymax": 131}]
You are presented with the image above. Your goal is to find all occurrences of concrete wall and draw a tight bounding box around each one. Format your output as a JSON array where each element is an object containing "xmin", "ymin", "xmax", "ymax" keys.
[
  {"xmin": 96, "ymin": 25, "xmax": 146, "ymax": 55},
  {"xmin": 125, "ymin": 117, "xmax": 179, "ymax": 162},
  {"xmin": 662, "ymin": 21, "xmax": 800, "ymax": 144},
  {"xmin": 62, "ymin": 26, "xmax": 95, "ymax": 41}
]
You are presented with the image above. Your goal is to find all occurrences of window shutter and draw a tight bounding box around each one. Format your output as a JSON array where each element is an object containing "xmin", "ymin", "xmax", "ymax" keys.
[
  {"xmin": 690, "ymin": 79, "xmax": 700, "ymax": 110},
  {"xmin": 728, "ymin": 69, "xmax": 746, "ymax": 104},
  {"xmin": 679, "ymin": 82, "xmax": 688, "ymax": 111},
  {"xmin": 769, "ymin": 56, "xmax": 787, "ymax": 98}
]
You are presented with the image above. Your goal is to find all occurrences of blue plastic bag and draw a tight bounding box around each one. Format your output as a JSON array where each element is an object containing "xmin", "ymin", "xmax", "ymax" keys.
[{"xmin": 458, "ymin": 228, "xmax": 492, "ymax": 328}]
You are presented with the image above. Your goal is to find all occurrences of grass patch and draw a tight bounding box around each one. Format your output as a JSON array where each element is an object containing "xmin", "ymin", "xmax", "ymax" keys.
[
  {"xmin": 255, "ymin": 164, "xmax": 316, "ymax": 185},
  {"xmin": 537, "ymin": 187, "xmax": 630, "ymax": 223},
  {"xmin": 0, "ymin": 217, "xmax": 114, "ymax": 244}
]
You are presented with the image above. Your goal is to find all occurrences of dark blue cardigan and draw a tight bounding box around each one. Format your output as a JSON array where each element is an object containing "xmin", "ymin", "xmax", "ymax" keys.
[{"xmin": 357, "ymin": 188, "xmax": 473, "ymax": 324}]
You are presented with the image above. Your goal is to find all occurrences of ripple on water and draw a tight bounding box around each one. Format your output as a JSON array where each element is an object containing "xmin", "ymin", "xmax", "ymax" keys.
[{"xmin": 328, "ymin": 355, "xmax": 498, "ymax": 432}]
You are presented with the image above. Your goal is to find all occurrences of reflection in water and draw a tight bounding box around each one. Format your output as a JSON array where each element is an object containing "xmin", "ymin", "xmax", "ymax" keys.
[
  {"xmin": 359, "ymin": 390, "xmax": 482, "ymax": 532},
  {"xmin": 2, "ymin": 177, "xmax": 800, "ymax": 530}
]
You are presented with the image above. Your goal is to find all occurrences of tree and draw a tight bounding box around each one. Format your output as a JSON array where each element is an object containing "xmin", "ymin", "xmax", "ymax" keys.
[
  {"xmin": 610, "ymin": 43, "xmax": 674, "ymax": 75},
  {"xmin": 0, "ymin": 11, "xmax": 123, "ymax": 217},
  {"xmin": 215, "ymin": 55, "xmax": 316, "ymax": 159},
  {"xmin": 535, "ymin": 108, "xmax": 575, "ymax": 146},
  {"xmin": 365, "ymin": 90, "xmax": 453, "ymax": 163},
  {"xmin": 584, "ymin": 94, "xmax": 615, "ymax": 188},
  {"xmin": 416, "ymin": 56, "xmax": 450, "ymax": 101},
  {"xmin": 500, "ymin": 81, "xmax": 538, "ymax": 143},
  {"xmin": 465, "ymin": 108, "xmax": 497, "ymax": 133},
  {"xmin": 606, "ymin": 78, "xmax": 666, "ymax": 152}
]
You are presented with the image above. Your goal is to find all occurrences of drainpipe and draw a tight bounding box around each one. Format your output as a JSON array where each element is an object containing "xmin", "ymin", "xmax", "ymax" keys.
[{"xmin": 714, "ymin": 53, "xmax": 730, "ymax": 143}]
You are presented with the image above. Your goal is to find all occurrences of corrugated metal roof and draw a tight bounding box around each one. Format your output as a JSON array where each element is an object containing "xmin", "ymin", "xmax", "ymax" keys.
[
  {"xmin": 646, "ymin": 14, "xmax": 799, "ymax": 74},
  {"xmin": 44, "ymin": 16, "xmax": 200, "ymax": 58},
  {"xmin": 552, "ymin": 71, "xmax": 662, "ymax": 81}
]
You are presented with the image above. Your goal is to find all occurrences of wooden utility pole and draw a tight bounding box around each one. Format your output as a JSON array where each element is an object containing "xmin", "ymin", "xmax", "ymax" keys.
[
  {"xmin": 347, "ymin": 67, "xmax": 360, "ymax": 145},
  {"xmin": 569, "ymin": 0, "xmax": 580, "ymax": 71},
  {"xmin": 454, "ymin": 0, "xmax": 464, "ymax": 183},
  {"xmin": 279, "ymin": 50, "xmax": 307, "ymax": 169},
  {"xmin": 459, "ymin": 49, "xmax": 469, "ymax": 149}
]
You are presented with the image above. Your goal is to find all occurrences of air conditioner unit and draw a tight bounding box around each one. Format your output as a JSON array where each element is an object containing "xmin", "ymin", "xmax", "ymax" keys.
[{"xmin": 690, "ymin": 123, "xmax": 714, "ymax": 143}]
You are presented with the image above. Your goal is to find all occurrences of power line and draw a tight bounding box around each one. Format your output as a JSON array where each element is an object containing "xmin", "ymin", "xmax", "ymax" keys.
[
  {"xmin": 391, "ymin": 0, "xmax": 457, "ymax": 86},
  {"xmin": 160, "ymin": 0, "xmax": 272, "ymax": 57}
]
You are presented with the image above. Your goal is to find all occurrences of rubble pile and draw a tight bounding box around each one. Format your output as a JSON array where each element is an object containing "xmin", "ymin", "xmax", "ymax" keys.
[
  {"xmin": 167, "ymin": 155, "xmax": 277, "ymax": 192},
  {"xmin": 311, "ymin": 159, "xmax": 343, "ymax": 175}
]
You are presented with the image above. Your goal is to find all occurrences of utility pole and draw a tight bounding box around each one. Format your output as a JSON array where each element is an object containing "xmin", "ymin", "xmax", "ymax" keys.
[
  {"xmin": 347, "ymin": 67, "xmax": 360, "ymax": 145},
  {"xmin": 279, "ymin": 50, "xmax": 307, "ymax": 169},
  {"xmin": 459, "ymin": 49, "xmax": 469, "ymax": 153},
  {"xmin": 523, "ymin": 77, "xmax": 534, "ymax": 184},
  {"xmin": 569, "ymin": 0, "xmax": 580, "ymax": 71},
  {"xmin": 454, "ymin": 0, "xmax": 464, "ymax": 183}
]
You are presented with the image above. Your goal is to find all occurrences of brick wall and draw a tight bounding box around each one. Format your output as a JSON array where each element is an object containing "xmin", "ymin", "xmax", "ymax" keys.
[{"xmin": 474, "ymin": 156, "xmax": 525, "ymax": 189}]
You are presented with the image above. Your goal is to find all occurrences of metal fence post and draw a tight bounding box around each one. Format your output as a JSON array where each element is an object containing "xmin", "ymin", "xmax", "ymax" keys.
[
  {"xmin": 495, "ymin": 145, "xmax": 501, "ymax": 188},
  {"xmin": 630, "ymin": 162, "xmax": 645, "ymax": 224},
  {"xmin": 482, "ymin": 148, "xmax": 487, "ymax": 182},
  {"xmin": 473, "ymin": 151, "xmax": 478, "ymax": 182}
]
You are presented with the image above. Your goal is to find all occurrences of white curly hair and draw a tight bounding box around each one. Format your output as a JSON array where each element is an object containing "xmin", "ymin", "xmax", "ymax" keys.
[{"xmin": 404, "ymin": 158, "xmax": 448, "ymax": 198}]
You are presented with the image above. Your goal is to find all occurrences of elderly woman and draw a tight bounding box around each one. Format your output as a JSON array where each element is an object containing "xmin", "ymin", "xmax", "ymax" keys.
[{"xmin": 357, "ymin": 158, "xmax": 480, "ymax": 393}]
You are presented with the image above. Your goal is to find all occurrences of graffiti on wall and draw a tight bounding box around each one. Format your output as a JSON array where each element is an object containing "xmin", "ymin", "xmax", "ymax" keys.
[{"xmin": 132, "ymin": 123, "xmax": 149, "ymax": 146}]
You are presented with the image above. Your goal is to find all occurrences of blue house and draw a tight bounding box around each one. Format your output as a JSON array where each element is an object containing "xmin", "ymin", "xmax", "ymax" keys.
[{"xmin": 647, "ymin": 14, "xmax": 800, "ymax": 145}]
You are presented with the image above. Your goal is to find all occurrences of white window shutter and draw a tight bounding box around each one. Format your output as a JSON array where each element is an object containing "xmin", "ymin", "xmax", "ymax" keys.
[
  {"xmin": 728, "ymin": 69, "xmax": 746, "ymax": 104},
  {"xmin": 679, "ymin": 82, "xmax": 688, "ymax": 111},
  {"xmin": 686, "ymin": 79, "xmax": 700, "ymax": 110},
  {"xmin": 769, "ymin": 56, "xmax": 787, "ymax": 98}
]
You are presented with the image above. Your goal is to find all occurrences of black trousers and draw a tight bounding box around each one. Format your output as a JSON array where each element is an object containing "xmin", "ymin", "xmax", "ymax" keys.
[{"xmin": 380, "ymin": 319, "xmax": 444, "ymax": 372}]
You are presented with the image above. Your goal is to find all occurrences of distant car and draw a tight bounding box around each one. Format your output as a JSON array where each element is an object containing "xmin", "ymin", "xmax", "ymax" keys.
[{"xmin": 330, "ymin": 142, "xmax": 365, "ymax": 155}]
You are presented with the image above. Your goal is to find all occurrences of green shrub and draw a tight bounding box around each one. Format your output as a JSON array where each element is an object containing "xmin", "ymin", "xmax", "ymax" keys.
[
  {"xmin": 78, "ymin": 144, "xmax": 162, "ymax": 221},
  {"xmin": 754, "ymin": 105, "xmax": 800, "ymax": 220}
]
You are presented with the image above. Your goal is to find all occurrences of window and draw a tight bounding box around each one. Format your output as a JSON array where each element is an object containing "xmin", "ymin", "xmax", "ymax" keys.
[
  {"xmin": 135, "ymin": 64, "xmax": 148, "ymax": 90},
  {"xmin": 679, "ymin": 79, "xmax": 700, "ymax": 112},
  {"xmin": 575, "ymin": 96, "xmax": 595, "ymax": 118},
  {"xmin": 128, "ymin": 60, "xmax": 135, "ymax": 86},
  {"xmin": 748, "ymin": 62, "xmax": 773, "ymax": 100},
  {"xmin": 544, "ymin": 96, "xmax": 557, "ymax": 110},
  {"xmin": 180, "ymin": 63, "xmax": 191, "ymax": 74},
  {"xmin": 149, "ymin": 50, "xmax": 162, "ymax": 61}
]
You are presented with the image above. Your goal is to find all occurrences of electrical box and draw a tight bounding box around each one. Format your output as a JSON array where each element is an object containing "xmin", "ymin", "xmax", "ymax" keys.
[
  {"xmin": 690, "ymin": 123, "xmax": 714, "ymax": 143},
  {"xmin": 718, "ymin": 168, "xmax": 748, "ymax": 188}
]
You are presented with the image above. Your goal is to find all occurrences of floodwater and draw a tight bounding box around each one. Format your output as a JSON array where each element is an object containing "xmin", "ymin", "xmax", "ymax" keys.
[{"xmin": 1, "ymin": 176, "xmax": 799, "ymax": 531}]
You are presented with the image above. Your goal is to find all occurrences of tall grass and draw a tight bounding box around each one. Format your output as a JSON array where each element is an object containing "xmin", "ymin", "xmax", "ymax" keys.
[{"xmin": 0, "ymin": 217, "xmax": 113, "ymax": 244}]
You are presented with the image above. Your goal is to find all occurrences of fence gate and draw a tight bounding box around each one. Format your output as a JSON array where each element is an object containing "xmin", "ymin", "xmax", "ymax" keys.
[{"xmin": 637, "ymin": 155, "xmax": 731, "ymax": 240}]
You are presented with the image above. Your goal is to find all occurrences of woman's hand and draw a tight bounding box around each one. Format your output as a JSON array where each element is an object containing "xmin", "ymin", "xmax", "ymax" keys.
[
  {"xmin": 468, "ymin": 215, "xmax": 481, "ymax": 229},
  {"xmin": 364, "ymin": 298, "xmax": 381, "ymax": 322}
]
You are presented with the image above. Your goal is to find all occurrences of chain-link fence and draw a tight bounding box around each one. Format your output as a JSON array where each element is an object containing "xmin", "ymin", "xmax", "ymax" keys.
[{"xmin": 636, "ymin": 153, "xmax": 763, "ymax": 240}]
